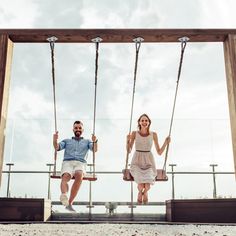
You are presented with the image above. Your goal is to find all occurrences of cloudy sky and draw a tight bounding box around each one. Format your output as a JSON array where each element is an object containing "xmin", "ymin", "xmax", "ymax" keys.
[{"xmin": 0, "ymin": 0, "xmax": 236, "ymax": 208}]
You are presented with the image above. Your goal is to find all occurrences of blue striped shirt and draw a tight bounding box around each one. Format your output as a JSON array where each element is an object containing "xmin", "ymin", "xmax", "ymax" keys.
[{"xmin": 58, "ymin": 137, "xmax": 93, "ymax": 163}]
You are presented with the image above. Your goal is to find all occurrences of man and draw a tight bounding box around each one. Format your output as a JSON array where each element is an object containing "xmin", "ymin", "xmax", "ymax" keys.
[{"xmin": 53, "ymin": 120, "xmax": 98, "ymax": 212}]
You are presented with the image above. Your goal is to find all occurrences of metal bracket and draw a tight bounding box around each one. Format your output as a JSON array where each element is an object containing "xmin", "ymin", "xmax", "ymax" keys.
[
  {"xmin": 91, "ymin": 37, "xmax": 103, "ymax": 43},
  {"xmin": 178, "ymin": 36, "xmax": 190, "ymax": 43},
  {"xmin": 133, "ymin": 37, "xmax": 144, "ymax": 43},
  {"xmin": 47, "ymin": 36, "xmax": 58, "ymax": 43}
]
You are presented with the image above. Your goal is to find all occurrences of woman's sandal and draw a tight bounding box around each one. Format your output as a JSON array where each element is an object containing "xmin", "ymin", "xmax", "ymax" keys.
[
  {"xmin": 137, "ymin": 191, "xmax": 143, "ymax": 204},
  {"xmin": 143, "ymin": 192, "xmax": 148, "ymax": 204}
]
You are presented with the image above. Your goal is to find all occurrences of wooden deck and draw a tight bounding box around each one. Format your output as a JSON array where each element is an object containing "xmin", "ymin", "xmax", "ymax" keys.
[{"xmin": 51, "ymin": 212, "xmax": 166, "ymax": 223}]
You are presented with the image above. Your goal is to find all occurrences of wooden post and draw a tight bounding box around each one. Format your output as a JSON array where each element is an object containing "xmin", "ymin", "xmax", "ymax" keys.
[
  {"xmin": 0, "ymin": 35, "xmax": 13, "ymax": 186},
  {"xmin": 223, "ymin": 34, "xmax": 236, "ymax": 177}
]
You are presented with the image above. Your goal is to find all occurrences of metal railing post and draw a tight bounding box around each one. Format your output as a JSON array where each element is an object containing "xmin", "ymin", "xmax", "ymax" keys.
[
  {"xmin": 6, "ymin": 163, "xmax": 14, "ymax": 198},
  {"xmin": 169, "ymin": 164, "xmax": 177, "ymax": 199},
  {"xmin": 131, "ymin": 181, "xmax": 134, "ymax": 216},
  {"xmin": 210, "ymin": 164, "xmax": 218, "ymax": 198},
  {"xmin": 87, "ymin": 164, "xmax": 94, "ymax": 218},
  {"xmin": 46, "ymin": 163, "xmax": 54, "ymax": 199}
]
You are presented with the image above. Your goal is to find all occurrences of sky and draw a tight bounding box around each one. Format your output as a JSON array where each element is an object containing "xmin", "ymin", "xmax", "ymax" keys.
[{"xmin": 0, "ymin": 0, "xmax": 236, "ymax": 211}]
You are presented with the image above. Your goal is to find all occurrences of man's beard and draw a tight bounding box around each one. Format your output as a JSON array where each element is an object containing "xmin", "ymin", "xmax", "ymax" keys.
[{"xmin": 74, "ymin": 131, "xmax": 82, "ymax": 137}]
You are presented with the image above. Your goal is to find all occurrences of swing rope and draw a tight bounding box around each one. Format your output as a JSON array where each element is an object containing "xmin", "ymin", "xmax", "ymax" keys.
[
  {"xmin": 163, "ymin": 36, "xmax": 189, "ymax": 171},
  {"xmin": 47, "ymin": 36, "xmax": 58, "ymax": 175},
  {"xmin": 48, "ymin": 36, "xmax": 102, "ymax": 178},
  {"xmin": 125, "ymin": 37, "xmax": 144, "ymax": 170},
  {"xmin": 91, "ymin": 37, "xmax": 102, "ymax": 177}
]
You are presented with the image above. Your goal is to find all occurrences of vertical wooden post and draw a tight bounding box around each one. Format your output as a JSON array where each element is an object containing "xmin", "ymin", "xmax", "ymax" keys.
[
  {"xmin": 0, "ymin": 35, "xmax": 13, "ymax": 186},
  {"xmin": 223, "ymin": 34, "xmax": 236, "ymax": 177}
]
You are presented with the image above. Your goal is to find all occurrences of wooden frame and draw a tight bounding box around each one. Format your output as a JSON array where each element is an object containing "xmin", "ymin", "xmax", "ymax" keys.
[
  {"xmin": 0, "ymin": 29, "xmax": 236, "ymax": 43},
  {"xmin": 0, "ymin": 35, "xmax": 13, "ymax": 185},
  {"xmin": 0, "ymin": 29, "xmax": 236, "ymax": 186}
]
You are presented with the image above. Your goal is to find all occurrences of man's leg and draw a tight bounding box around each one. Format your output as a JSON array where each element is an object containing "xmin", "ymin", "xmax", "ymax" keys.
[
  {"xmin": 61, "ymin": 173, "xmax": 71, "ymax": 193},
  {"xmin": 68, "ymin": 170, "xmax": 83, "ymax": 205},
  {"xmin": 60, "ymin": 173, "xmax": 71, "ymax": 206}
]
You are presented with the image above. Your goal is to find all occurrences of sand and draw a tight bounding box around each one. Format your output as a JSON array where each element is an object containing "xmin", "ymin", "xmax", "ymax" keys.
[{"xmin": 0, "ymin": 223, "xmax": 236, "ymax": 236}]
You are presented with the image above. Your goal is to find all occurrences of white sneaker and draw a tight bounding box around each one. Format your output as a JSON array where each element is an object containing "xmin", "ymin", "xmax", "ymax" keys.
[{"xmin": 60, "ymin": 193, "xmax": 69, "ymax": 206}]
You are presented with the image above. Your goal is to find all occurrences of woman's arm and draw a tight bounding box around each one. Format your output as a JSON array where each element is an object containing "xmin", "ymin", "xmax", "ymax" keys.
[
  {"xmin": 126, "ymin": 131, "xmax": 136, "ymax": 153},
  {"xmin": 153, "ymin": 132, "xmax": 171, "ymax": 155}
]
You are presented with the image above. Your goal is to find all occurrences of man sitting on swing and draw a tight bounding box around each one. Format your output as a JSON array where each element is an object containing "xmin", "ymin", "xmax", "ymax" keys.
[{"xmin": 53, "ymin": 120, "xmax": 98, "ymax": 212}]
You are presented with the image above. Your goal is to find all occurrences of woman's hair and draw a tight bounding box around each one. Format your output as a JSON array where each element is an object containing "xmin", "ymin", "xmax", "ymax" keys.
[{"xmin": 137, "ymin": 113, "xmax": 151, "ymax": 133}]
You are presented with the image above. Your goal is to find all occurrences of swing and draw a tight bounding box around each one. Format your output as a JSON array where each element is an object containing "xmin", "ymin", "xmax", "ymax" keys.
[
  {"xmin": 50, "ymin": 171, "xmax": 97, "ymax": 181},
  {"xmin": 123, "ymin": 168, "xmax": 168, "ymax": 181},
  {"xmin": 47, "ymin": 36, "xmax": 102, "ymax": 181},
  {"xmin": 123, "ymin": 36, "xmax": 189, "ymax": 182}
]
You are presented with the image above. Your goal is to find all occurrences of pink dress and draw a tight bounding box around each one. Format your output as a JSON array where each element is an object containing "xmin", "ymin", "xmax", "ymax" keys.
[{"xmin": 130, "ymin": 131, "xmax": 157, "ymax": 185}]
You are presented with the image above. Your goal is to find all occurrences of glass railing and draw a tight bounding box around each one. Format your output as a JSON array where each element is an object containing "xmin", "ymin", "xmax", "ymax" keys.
[
  {"xmin": 1, "ymin": 163, "xmax": 235, "ymax": 214},
  {"xmin": 1, "ymin": 118, "xmax": 235, "ymax": 214}
]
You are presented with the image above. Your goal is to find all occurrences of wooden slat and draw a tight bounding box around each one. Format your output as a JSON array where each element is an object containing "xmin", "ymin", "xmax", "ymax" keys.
[
  {"xmin": 122, "ymin": 169, "xmax": 168, "ymax": 181},
  {"xmin": 0, "ymin": 29, "xmax": 235, "ymax": 43},
  {"xmin": 0, "ymin": 35, "xmax": 13, "ymax": 186},
  {"xmin": 223, "ymin": 34, "xmax": 236, "ymax": 177},
  {"xmin": 51, "ymin": 173, "xmax": 97, "ymax": 181}
]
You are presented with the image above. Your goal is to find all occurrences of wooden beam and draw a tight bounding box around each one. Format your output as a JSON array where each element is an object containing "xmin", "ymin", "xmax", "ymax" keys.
[
  {"xmin": 0, "ymin": 35, "xmax": 13, "ymax": 186},
  {"xmin": 0, "ymin": 29, "xmax": 235, "ymax": 43},
  {"xmin": 223, "ymin": 34, "xmax": 236, "ymax": 177}
]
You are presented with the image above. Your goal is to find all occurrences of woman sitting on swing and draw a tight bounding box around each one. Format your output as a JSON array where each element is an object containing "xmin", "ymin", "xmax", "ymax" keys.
[{"xmin": 126, "ymin": 114, "xmax": 171, "ymax": 204}]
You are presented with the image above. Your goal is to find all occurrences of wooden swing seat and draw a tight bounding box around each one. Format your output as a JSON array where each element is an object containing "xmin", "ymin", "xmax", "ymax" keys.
[
  {"xmin": 50, "ymin": 172, "xmax": 97, "ymax": 181},
  {"xmin": 122, "ymin": 168, "xmax": 168, "ymax": 181}
]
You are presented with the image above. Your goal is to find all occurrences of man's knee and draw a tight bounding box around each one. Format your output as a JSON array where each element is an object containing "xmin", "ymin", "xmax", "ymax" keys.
[
  {"xmin": 74, "ymin": 171, "xmax": 83, "ymax": 181},
  {"xmin": 62, "ymin": 173, "xmax": 71, "ymax": 181}
]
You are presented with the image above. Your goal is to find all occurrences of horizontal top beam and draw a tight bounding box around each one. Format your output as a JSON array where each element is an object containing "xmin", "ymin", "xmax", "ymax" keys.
[{"xmin": 0, "ymin": 29, "xmax": 236, "ymax": 43}]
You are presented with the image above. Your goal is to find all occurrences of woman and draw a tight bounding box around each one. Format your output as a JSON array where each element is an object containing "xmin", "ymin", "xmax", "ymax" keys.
[{"xmin": 126, "ymin": 114, "xmax": 170, "ymax": 204}]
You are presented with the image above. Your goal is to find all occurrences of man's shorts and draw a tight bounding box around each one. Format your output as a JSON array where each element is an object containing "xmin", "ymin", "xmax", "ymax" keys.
[{"xmin": 61, "ymin": 160, "xmax": 87, "ymax": 177}]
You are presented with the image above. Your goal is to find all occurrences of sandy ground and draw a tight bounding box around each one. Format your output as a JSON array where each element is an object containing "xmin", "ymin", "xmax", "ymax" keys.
[{"xmin": 0, "ymin": 223, "xmax": 236, "ymax": 236}]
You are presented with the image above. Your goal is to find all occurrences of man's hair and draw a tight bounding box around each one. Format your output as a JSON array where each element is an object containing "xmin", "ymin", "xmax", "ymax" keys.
[{"xmin": 73, "ymin": 120, "xmax": 83, "ymax": 126}]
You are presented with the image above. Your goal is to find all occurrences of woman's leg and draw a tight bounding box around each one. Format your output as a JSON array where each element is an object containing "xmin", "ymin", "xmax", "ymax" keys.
[
  {"xmin": 143, "ymin": 183, "xmax": 150, "ymax": 203},
  {"xmin": 137, "ymin": 183, "xmax": 145, "ymax": 203}
]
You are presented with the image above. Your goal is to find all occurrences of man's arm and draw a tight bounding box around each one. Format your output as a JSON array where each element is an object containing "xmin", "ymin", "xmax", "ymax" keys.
[
  {"xmin": 91, "ymin": 134, "xmax": 98, "ymax": 152},
  {"xmin": 53, "ymin": 131, "xmax": 60, "ymax": 151}
]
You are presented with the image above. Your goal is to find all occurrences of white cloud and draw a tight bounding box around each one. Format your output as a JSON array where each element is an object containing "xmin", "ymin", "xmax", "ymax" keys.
[
  {"xmin": 8, "ymin": 86, "xmax": 53, "ymax": 119},
  {"xmin": 201, "ymin": 0, "xmax": 236, "ymax": 28},
  {"xmin": 0, "ymin": 0, "xmax": 38, "ymax": 28}
]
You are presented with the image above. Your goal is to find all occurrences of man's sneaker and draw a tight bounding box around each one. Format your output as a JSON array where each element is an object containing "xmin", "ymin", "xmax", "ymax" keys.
[
  {"xmin": 66, "ymin": 204, "xmax": 76, "ymax": 212},
  {"xmin": 60, "ymin": 193, "xmax": 69, "ymax": 206}
]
